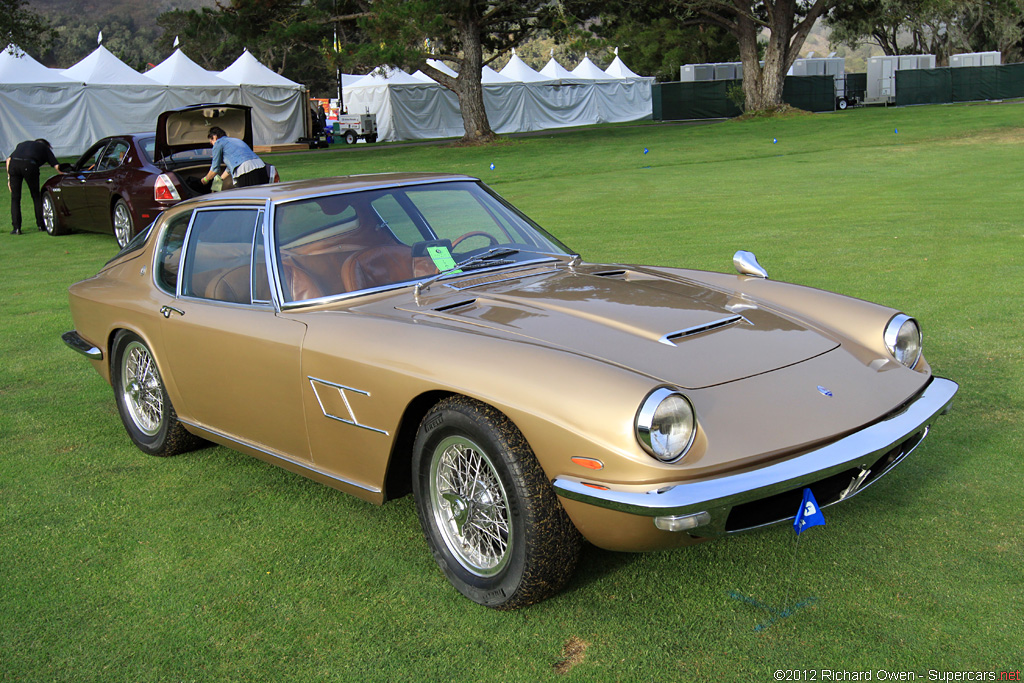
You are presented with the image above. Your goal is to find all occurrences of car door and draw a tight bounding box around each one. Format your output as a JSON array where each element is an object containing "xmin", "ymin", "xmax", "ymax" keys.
[
  {"xmin": 57, "ymin": 140, "xmax": 110, "ymax": 230},
  {"xmin": 85, "ymin": 139, "xmax": 132, "ymax": 232},
  {"xmin": 155, "ymin": 206, "xmax": 312, "ymax": 463}
]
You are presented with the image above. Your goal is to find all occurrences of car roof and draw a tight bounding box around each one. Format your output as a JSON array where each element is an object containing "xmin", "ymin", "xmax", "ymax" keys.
[{"xmin": 178, "ymin": 173, "xmax": 481, "ymax": 207}]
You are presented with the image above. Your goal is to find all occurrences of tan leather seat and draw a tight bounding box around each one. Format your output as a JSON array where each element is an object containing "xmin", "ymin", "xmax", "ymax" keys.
[{"xmin": 341, "ymin": 245, "xmax": 416, "ymax": 292}]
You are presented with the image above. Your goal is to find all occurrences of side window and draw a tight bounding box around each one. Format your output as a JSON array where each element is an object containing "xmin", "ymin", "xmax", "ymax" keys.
[
  {"xmin": 181, "ymin": 209, "xmax": 261, "ymax": 304},
  {"xmin": 370, "ymin": 194, "xmax": 423, "ymax": 244},
  {"xmin": 156, "ymin": 212, "xmax": 193, "ymax": 294},
  {"xmin": 76, "ymin": 142, "xmax": 108, "ymax": 173},
  {"xmin": 99, "ymin": 141, "xmax": 129, "ymax": 171}
]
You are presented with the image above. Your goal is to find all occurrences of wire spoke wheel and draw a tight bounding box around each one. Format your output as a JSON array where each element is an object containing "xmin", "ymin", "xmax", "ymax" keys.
[
  {"xmin": 120, "ymin": 340, "xmax": 164, "ymax": 436},
  {"xmin": 430, "ymin": 435, "xmax": 511, "ymax": 576},
  {"xmin": 412, "ymin": 396, "xmax": 582, "ymax": 609}
]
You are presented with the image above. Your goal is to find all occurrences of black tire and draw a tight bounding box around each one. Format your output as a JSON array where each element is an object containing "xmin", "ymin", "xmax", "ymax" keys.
[
  {"xmin": 837, "ymin": 98, "xmax": 849, "ymax": 110},
  {"xmin": 112, "ymin": 199, "xmax": 133, "ymax": 249},
  {"xmin": 110, "ymin": 331, "xmax": 203, "ymax": 456},
  {"xmin": 42, "ymin": 191, "xmax": 69, "ymax": 236},
  {"xmin": 344, "ymin": 130, "xmax": 357, "ymax": 145},
  {"xmin": 412, "ymin": 396, "xmax": 582, "ymax": 609},
  {"xmin": 366, "ymin": 135, "xmax": 378, "ymax": 144}
]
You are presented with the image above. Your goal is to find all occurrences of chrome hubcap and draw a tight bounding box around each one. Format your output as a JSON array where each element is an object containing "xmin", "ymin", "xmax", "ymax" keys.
[
  {"xmin": 430, "ymin": 436, "xmax": 511, "ymax": 576},
  {"xmin": 113, "ymin": 204, "xmax": 131, "ymax": 247},
  {"xmin": 121, "ymin": 341, "xmax": 163, "ymax": 436},
  {"xmin": 43, "ymin": 197, "xmax": 54, "ymax": 233}
]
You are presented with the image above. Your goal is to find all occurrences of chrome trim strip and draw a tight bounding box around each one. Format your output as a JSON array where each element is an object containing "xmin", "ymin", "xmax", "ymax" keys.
[
  {"xmin": 180, "ymin": 421, "xmax": 382, "ymax": 494},
  {"xmin": 308, "ymin": 376, "xmax": 389, "ymax": 435},
  {"xmin": 278, "ymin": 257, "xmax": 559, "ymax": 310},
  {"xmin": 445, "ymin": 266, "xmax": 560, "ymax": 291},
  {"xmin": 553, "ymin": 376, "xmax": 958, "ymax": 535},
  {"xmin": 658, "ymin": 315, "xmax": 748, "ymax": 346},
  {"xmin": 61, "ymin": 330, "xmax": 103, "ymax": 360}
]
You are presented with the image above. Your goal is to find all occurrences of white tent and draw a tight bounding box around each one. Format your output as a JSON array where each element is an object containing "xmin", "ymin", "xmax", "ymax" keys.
[
  {"xmin": 0, "ymin": 47, "xmax": 80, "ymax": 157},
  {"xmin": 572, "ymin": 54, "xmax": 612, "ymax": 80},
  {"xmin": 1, "ymin": 45, "xmax": 306, "ymax": 158},
  {"xmin": 146, "ymin": 49, "xmax": 232, "ymax": 87},
  {"xmin": 540, "ymin": 56, "xmax": 577, "ymax": 80},
  {"xmin": 218, "ymin": 49, "xmax": 301, "ymax": 88},
  {"xmin": 604, "ymin": 48, "xmax": 640, "ymax": 79},
  {"xmin": 346, "ymin": 50, "xmax": 652, "ymax": 143},
  {"xmin": 216, "ymin": 50, "xmax": 306, "ymax": 148},
  {"xmin": 500, "ymin": 50, "xmax": 551, "ymax": 82},
  {"xmin": 481, "ymin": 66, "xmax": 514, "ymax": 84},
  {"xmin": 62, "ymin": 46, "xmax": 159, "ymax": 85}
]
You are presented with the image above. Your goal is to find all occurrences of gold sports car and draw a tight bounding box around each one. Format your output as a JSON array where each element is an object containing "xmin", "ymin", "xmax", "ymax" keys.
[{"xmin": 63, "ymin": 173, "xmax": 958, "ymax": 609}]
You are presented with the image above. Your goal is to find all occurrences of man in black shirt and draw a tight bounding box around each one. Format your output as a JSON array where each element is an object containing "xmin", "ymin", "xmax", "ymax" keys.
[{"xmin": 5, "ymin": 139, "xmax": 63, "ymax": 235}]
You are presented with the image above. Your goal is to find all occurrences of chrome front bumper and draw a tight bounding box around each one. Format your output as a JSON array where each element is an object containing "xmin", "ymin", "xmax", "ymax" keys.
[{"xmin": 553, "ymin": 376, "xmax": 958, "ymax": 537}]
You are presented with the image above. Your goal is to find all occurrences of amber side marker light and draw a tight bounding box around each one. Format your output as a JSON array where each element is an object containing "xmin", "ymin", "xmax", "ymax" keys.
[
  {"xmin": 571, "ymin": 457, "xmax": 604, "ymax": 471},
  {"xmin": 581, "ymin": 482, "xmax": 609, "ymax": 491}
]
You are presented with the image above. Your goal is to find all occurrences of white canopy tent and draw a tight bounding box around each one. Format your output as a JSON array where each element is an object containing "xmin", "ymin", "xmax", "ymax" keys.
[
  {"xmin": 1, "ymin": 45, "xmax": 306, "ymax": 158},
  {"xmin": 215, "ymin": 50, "xmax": 306, "ymax": 148},
  {"xmin": 345, "ymin": 51, "xmax": 653, "ymax": 142},
  {"xmin": 604, "ymin": 48, "xmax": 640, "ymax": 79},
  {"xmin": 0, "ymin": 47, "xmax": 81, "ymax": 157}
]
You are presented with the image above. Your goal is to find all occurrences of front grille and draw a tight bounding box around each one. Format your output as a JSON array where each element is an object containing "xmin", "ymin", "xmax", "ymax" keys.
[{"xmin": 723, "ymin": 429, "xmax": 927, "ymax": 532}]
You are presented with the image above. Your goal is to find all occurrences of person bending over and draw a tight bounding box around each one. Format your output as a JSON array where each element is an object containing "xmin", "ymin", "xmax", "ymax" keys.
[{"xmin": 201, "ymin": 127, "xmax": 268, "ymax": 189}]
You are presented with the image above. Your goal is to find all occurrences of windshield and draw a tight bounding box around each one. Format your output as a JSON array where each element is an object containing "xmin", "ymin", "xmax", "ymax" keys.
[{"xmin": 273, "ymin": 180, "xmax": 572, "ymax": 303}]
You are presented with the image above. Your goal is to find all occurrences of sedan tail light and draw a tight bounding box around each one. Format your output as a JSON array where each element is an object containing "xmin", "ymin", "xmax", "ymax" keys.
[{"xmin": 154, "ymin": 174, "xmax": 181, "ymax": 202}]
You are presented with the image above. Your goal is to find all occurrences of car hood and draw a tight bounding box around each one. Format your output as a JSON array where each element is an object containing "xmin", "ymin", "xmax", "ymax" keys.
[
  {"xmin": 154, "ymin": 104, "xmax": 253, "ymax": 162},
  {"xmin": 388, "ymin": 265, "xmax": 839, "ymax": 389}
]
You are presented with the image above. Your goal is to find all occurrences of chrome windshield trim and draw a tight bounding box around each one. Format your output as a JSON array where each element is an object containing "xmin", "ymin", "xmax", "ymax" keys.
[
  {"xmin": 553, "ymin": 376, "xmax": 958, "ymax": 530},
  {"xmin": 278, "ymin": 256, "xmax": 562, "ymax": 310},
  {"xmin": 180, "ymin": 421, "xmax": 382, "ymax": 494},
  {"xmin": 61, "ymin": 330, "xmax": 103, "ymax": 360}
]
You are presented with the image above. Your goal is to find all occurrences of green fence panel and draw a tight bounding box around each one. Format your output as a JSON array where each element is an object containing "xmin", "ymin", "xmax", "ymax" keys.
[
  {"xmin": 845, "ymin": 73, "xmax": 867, "ymax": 100},
  {"xmin": 951, "ymin": 63, "xmax": 1024, "ymax": 101},
  {"xmin": 896, "ymin": 69, "xmax": 952, "ymax": 105},
  {"xmin": 782, "ymin": 75, "xmax": 835, "ymax": 112},
  {"xmin": 653, "ymin": 75, "xmax": 834, "ymax": 120},
  {"xmin": 652, "ymin": 80, "xmax": 743, "ymax": 120}
]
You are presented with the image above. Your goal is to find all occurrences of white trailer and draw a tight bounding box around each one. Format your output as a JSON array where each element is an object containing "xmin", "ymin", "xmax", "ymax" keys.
[
  {"xmin": 333, "ymin": 114, "xmax": 378, "ymax": 144},
  {"xmin": 866, "ymin": 54, "xmax": 935, "ymax": 104},
  {"xmin": 950, "ymin": 52, "xmax": 1002, "ymax": 68}
]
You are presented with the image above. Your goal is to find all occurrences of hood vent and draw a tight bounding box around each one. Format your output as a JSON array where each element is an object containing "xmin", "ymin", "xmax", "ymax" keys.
[
  {"xmin": 591, "ymin": 269, "xmax": 627, "ymax": 279},
  {"xmin": 433, "ymin": 299, "xmax": 477, "ymax": 313},
  {"xmin": 659, "ymin": 315, "xmax": 747, "ymax": 346}
]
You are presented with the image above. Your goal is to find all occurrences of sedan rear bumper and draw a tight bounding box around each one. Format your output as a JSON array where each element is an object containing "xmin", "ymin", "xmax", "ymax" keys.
[{"xmin": 553, "ymin": 376, "xmax": 958, "ymax": 537}]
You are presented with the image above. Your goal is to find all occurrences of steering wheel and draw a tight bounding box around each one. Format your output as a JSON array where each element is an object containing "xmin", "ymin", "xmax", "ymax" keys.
[{"xmin": 451, "ymin": 231, "xmax": 499, "ymax": 249}]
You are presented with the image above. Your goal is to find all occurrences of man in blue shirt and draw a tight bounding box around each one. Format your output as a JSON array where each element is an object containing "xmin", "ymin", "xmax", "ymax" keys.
[{"xmin": 201, "ymin": 127, "xmax": 268, "ymax": 188}]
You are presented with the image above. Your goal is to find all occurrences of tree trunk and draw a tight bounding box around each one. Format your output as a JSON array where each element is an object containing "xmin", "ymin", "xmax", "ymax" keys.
[
  {"xmin": 735, "ymin": 0, "xmax": 836, "ymax": 112},
  {"xmin": 417, "ymin": 11, "xmax": 495, "ymax": 143}
]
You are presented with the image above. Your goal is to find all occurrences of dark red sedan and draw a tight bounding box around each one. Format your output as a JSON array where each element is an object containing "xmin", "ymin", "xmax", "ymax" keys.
[{"xmin": 42, "ymin": 104, "xmax": 278, "ymax": 248}]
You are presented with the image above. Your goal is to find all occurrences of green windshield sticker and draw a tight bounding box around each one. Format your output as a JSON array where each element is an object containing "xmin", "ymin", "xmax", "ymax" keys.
[{"xmin": 427, "ymin": 246, "xmax": 460, "ymax": 273}]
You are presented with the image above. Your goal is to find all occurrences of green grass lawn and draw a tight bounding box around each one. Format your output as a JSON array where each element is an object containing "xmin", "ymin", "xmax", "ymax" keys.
[{"xmin": 2, "ymin": 102, "xmax": 1022, "ymax": 681}]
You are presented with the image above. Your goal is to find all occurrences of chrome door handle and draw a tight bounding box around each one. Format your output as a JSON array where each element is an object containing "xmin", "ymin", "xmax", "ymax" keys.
[{"xmin": 160, "ymin": 305, "xmax": 185, "ymax": 318}]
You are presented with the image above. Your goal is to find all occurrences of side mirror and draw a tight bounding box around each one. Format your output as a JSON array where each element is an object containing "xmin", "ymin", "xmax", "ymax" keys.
[{"xmin": 733, "ymin": 251, "xmax": 768, "ymax": 279}]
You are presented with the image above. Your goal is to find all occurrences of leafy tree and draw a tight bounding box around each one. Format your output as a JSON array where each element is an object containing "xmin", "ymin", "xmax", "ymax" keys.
[
  {"xmin": 580, "ymin": 8, "xmax": 739, "ymax": 82},
  {"xmin": 2, "ymin": 0, "xmax": 53, "ymax": 54},
  {"xmin": 39, "ymin": 15, "xmax": 163, "ymax": 70},
  {"xmin": 826, "ymin": 0, "xmax": 1024, "ymax": 64},
  {"xmin": 581, "ymin": 0, "xmax": 834, "ymax": 112},
  {"xmin": 354, "ymin": 0, "xmax": 590, "ymax": 143}
]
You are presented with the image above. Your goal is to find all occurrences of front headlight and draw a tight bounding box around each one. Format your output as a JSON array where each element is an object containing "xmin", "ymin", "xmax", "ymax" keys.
[
  {"xmin": 884, "ymin": 313, "xmax": 922, "ymax": 369},
  {"xmin": 635, "ymin": 387, "xmax": 696, "ymax": 462}
]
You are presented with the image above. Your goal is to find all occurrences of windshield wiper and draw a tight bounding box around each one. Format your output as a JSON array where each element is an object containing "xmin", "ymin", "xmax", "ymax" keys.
[{"xmin": 414, "ymin": 247, "xmax": 520, "ymax": 299}]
